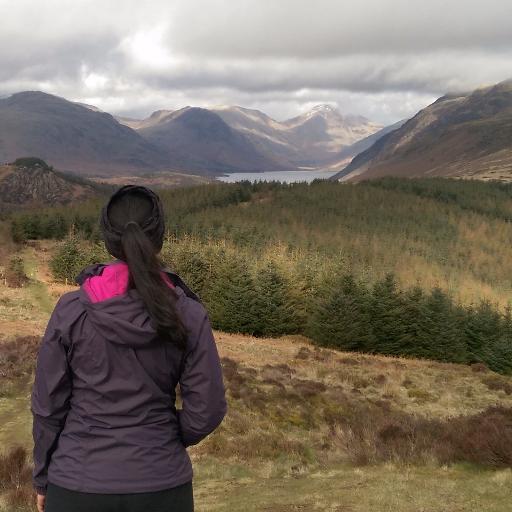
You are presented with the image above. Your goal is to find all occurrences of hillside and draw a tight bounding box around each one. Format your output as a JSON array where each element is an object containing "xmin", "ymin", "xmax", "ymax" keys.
[
  {"xmin": 0, "ymin": 158, "xmax": 100, "ymax": 210},
  {"xmin": 123, "ymin": 104, "xmax": 383, "ymax": 170},
  {"xmin": 138, "ymin": 107, "xmax": 292, "ymax": 174},
  {"xmin": 0, "ymin": 92, "xmax": 171, "ymax": 176},
  {"xmin": 0, "ymin": 91, "xmax": 389, "ymax": 178},
  {"xmin": 327, "ymin": 120, "xmax": 406, "ymax": 175},
  {"xmin": 11, "ymin": 177, "xmax": 512, "ymax": 312},
  {"xmin": 1, "ymin": 243, "xmax": 512, "ymax": 511},
  {"xmin": 334, "ymin": 80, "xmax": 512, "ymax": 182},
  {"xmin": 199, "ymin": 104, "xmax": 382, "ymax": 168},
  {"xmin": 281, "ymin": 105, "xmax": 382, "ymax": 166}
]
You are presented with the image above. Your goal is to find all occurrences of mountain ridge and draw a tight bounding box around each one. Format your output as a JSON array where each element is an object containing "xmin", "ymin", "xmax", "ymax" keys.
[
  {"xmin": 336, "ymin": 80, "xmax": 512, "ymax": 182},
  {"xmin": 0, "ymin": 90, "xmax": 388, "ymax": 177}
]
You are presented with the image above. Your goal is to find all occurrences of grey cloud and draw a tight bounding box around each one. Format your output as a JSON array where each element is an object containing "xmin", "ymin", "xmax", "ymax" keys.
[
  {"xmin": 167, "ymin": 0, "xmax": 512, "ymax": 58},
  {"xmin": 0, "ymin": 0, "xmax": 511, "ymax": 125}
]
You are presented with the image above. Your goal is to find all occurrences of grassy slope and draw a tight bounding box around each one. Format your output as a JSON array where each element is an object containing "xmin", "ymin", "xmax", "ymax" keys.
[
  {"xmin": 13, "ymin": 178, "xmax": 512, "ymax": 308},
  {"xmin": 159, "ymin": 179, "xmax": 512, "ymax": 307},
  {"xmin": 2, "ymin": 244, "xmax": 512, "ymax": 510}
]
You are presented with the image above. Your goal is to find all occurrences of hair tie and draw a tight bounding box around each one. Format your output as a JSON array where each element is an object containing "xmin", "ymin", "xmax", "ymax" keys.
[{"xmin": 124, "ymin": 220, "xmax": 139, "ymax": 230}]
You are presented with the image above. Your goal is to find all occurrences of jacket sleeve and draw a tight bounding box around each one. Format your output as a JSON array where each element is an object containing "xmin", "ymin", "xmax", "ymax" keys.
[
  {"xmin": 177, "ymin": 310, "xmax": 227, "ymax": 447},
  {"xmin": 31, "ymin": 296, "xmax": 73, "ymax": 495}
]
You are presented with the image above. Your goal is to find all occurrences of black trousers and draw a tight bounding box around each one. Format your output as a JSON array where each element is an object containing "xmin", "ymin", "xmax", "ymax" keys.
[{"xmin": 45, "ymin": 481, "xmax": 194, "ymax": 512}]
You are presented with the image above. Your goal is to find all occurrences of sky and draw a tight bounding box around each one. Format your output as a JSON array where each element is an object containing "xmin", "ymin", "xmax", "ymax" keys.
[{"xmin": 1, "ymin": 0, "xmax": 511, "ymax": 124}]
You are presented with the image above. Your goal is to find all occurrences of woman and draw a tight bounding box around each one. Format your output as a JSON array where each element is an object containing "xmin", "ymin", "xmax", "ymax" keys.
[{"xmin": 31, "ymin": 185, "xmax": 227, "ymax": 512}]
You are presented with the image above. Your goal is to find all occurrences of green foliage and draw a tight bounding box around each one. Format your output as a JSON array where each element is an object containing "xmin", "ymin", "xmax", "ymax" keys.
[
  {"xmin": 369, "ymin": 273, "xmax": 405, "ymax": 355},
  {"xmin": 306, "ymin": 273, "xmax": 375, "ymax": 352},
  {"xmin": 253, "ymin": 260, "xmax": 300, "ymax": 337},
  {"xmin": 49, "ymin": 232, "xmax": 110, "ymax": 283},
  {"xmin": 367, "ymin": 176, "xmax": 512, "ymax": 222},
  {"xmin": 10, "ymin": 213, "xmax": 69, "ymax": 240},
  {"xmin": 421, "ymin": 288, "xmax": 467, "ymax": 363},
  {"xmin": 394, "ymin": 286, "xmax": 429, "ymax": 357},
  {"xmin": 463, "ymin": 300, "xmax": 501, "ymax": 364},
  {"xmin": 24, "ymin": 177, "xmax": 512, "ymax": 375},
  {"xmin": 206, "ymin": 254, "xmax": 260, "ymax": 335},
  {"xmin": 12, "ymin": 157, "xmax": 50, "ymax": 169},
  {"xmin": 10, "ymin": 177, "xmax": 512, "ymax": 307}
]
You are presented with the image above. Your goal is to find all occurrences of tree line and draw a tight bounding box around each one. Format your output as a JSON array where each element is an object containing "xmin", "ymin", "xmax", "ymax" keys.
[
  {"xmin": 12, "ymin": 177, "xmax": 512, "ymax": 307},
  {"xmin": 49, "ymin": 234, "xmax": 512, "ymax": 375}
]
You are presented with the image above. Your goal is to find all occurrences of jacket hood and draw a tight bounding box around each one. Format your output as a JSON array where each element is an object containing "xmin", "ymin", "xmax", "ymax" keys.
[{"xmin": 75, "ymin": 261, "xmax": 196, "ymax": 348}]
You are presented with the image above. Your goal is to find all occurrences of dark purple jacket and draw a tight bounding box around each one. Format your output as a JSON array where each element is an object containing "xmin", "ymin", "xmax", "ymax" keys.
[{"xmin": 31, "ymin": 261, "xmax": 227, "ymax": 495}]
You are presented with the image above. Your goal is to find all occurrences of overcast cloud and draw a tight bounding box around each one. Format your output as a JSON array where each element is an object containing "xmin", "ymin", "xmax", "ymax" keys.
[{"xmin": 0, "ymin": 0, "xmax": 511, "ymax": 124}]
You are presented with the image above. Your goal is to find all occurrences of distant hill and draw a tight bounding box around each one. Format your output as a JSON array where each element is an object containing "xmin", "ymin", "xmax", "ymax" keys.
[
  {"xmin": 116, "ymin": 110, "xmax": 174, "ymax": 131},
  {"xmin": 336, "ymin": 80, "xmax": 512, "ymax": 182},
  {"xmin": 0, "ymin": 158, "xmax": 100, "ymax": 209},
  {"xmin": 0, "ymin": 92, "xmax": 170, "ymax": 176},
  {"xmin": 122, "ymin": 104, "xmax": 383, "ymax": 170},
  {"xmin": 138, "ymin": 107, "xmax": 293, "ymax": 173},
  {"xmin": 209, "ymin": 105, "xmax": 299, "ymax": 167},
  {"xmin": 0, "ymin": 91, "xmax": 384, "ymax": 177},
  {"xmin": 211, "ymin": 104, "xmax": 382, "ymax": 167},
  {"xmin": 280, "ymin": 105, "xmax": 382, "ymax": 166},
  {"xmin": 328, "ymin": 120, "xmax": 406, "ymax": 179}
]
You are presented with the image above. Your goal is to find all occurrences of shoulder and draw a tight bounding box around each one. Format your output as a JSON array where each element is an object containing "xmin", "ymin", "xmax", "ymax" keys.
[
  {"xmin": 51, "ymin": 290, "xmax": 85, "ymax": 331},
  {"xmin": 54, "ymin": 289, "xmax": 82, "ymax": 310},
  {"xmin": 179, "ymin": 289, "xmax": 209, "ymax": 329},
  {"xmin": 43, "ymin": 290, "xmax": 84, "ymax": 347}
]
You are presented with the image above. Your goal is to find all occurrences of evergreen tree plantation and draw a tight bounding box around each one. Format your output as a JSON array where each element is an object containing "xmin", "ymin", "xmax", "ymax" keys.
[{"xmin": 7, "ymin": 177, "xmax": 512, "ymax": 373}]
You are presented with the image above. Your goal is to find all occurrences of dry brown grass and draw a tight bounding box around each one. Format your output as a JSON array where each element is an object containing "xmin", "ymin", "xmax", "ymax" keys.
[
  {"xmin": 194, "ymin": 331, "xmax": 512, "ymax": 473},
  {"xmin": 0, "ymin": 446, "xmax": 34, "ymax": 511},
  {"xmin": 3, "ymin": 242, "xmax": 512, "ymax": 510},
  {"xmin": 214, "ymin": 331, "xmax": 512, "ymax": 419}
]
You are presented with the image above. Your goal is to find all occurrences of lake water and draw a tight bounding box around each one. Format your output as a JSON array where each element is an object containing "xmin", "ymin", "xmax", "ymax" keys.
[{"xmin": 216, "ymin": 169, "xmax": 339, "ymax": 183}]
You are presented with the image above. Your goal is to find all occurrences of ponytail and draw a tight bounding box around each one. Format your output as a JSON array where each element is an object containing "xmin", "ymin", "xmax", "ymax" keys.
[{"xmin": 100, "ymin": 185, "xmax": 189, "ymax": 351}]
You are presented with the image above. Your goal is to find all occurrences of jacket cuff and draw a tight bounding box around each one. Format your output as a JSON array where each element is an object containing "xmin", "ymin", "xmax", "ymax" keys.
[{"xmin": 34, "ymin": 485, "xmax": 47, "ymax": 496}]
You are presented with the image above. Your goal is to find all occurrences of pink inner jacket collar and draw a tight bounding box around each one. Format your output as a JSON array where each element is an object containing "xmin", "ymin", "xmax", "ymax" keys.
[{"xmin": 83, "ymin": 261, "xmax": 175, "ymax": 303}]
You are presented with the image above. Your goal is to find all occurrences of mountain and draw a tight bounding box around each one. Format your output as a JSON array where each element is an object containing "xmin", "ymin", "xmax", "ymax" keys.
[
  {"xmin": 281, "ymin": 104, "xmax": 382, "ymax": 165},
  {"xmin": 211, "ymin": 104, "xmax": 382, "ymax": 167},
  {"xmin": 125, "ymin": 104, "xmax": 382, "ymax": 170},
  {"xmin": 116, "ymin": 110, "xmax": 174, "ymax": 130},
  {"xmin": 328, "ymin": 120, "xmax": 406, "ymax": 179},
  {"xmin": 1, "ymin": 91, "xmax": 382, "ymax": 177},
  {"xmin": 0, "ymin": 92, "xmax": 170, "ymax": 176},
  {"xmin": 209, "ymin": 106, "xmax": 298, "ymax": 167},
  {"xmin": 0, "ymin": 158, "xmax": 100, "ymax": 209},
  {"xmin": 336, "ymin": 80, "xmax": 512, "ymax": 182},
  {"xmin": 137, "ymin": 107, "xmax": 292, "ymax": 173}
]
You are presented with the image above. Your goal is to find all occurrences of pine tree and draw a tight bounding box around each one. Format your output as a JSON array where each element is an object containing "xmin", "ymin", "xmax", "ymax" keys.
[
  {"xmin": 307, "ymin": 273, "xmax": 374, "ymax": 352},
  {"xmin": 286, "ymin": 256, "xmax": 317, "ymax": 333},
  {"xmin": 207, "ymin": 255, "xmax": 260, "ymax": 335},
  {"xmin": 422, "ymin": 287, "xmax": 467, "ymax": 363},
  {"xmin": 489, "ymin": 304, "xmax": 512, "ymax": 375},
  {"xmin": 166, "ymin": 239, "xmax": 210, "ymax": 300},
  {"xmin": 49, "ymin": 229, "xmax": 107, "ymax": 283},
  {"xmin": 253, "ymin": 260, "xmax": 299, "ymax": 337},
  {"xmin": 50, "ymin": 232, "xmax": 86, "ymax": 282},
  {"xmin": 395, "ymin": 285, "xmax": 429, "ymax": 357},
  {"xmin": 370, "ymin": 273, "xmax": 405, "ymax": 355},
  {"xmin": 463, "ymin": 299, "xmax": 500, "ymax": 364},
  {"xmin": 21, "ymin": 214, "xmax": 43, "ymax": 239}
]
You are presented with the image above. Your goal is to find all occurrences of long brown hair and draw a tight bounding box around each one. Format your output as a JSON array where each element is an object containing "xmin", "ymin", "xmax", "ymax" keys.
[{"xmin": 101, "ymin": 186, "xmax": 188, "ymax": 350}]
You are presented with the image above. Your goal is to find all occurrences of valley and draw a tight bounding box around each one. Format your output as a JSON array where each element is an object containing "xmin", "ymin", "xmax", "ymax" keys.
[{"xmin": 1, "ymin": 244, "xmax": 512, "ymax": 511}]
